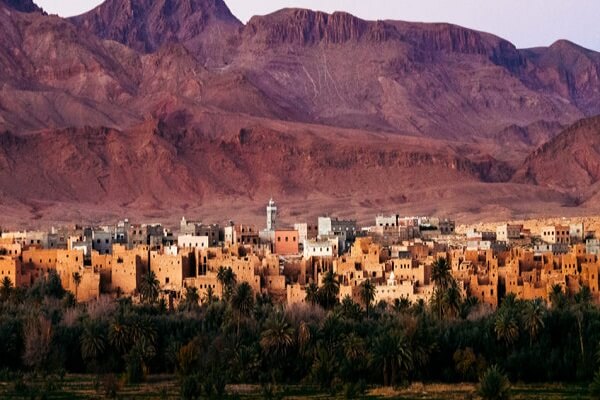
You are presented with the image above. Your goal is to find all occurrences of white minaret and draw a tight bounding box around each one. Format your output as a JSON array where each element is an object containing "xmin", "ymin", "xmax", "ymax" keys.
[{"xmin": 266, "ymin": 198, "xmax": 277, "ymax": 231}]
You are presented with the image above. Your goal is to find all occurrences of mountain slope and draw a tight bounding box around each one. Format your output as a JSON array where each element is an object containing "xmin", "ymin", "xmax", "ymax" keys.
[
  {"xmin": 513, "ymin": 116, "xmax": 600, "ymax": 196},
  {"xmin": 233, "ymin": 9, "xmax": 586, "ymax": 139},
  {"xmin": 70, "ymin": 0, "xmax": 242, "ymax": 66},
  {"xmin": 1, "ymin": 1, "xmax": 600, "ymax": 224}
]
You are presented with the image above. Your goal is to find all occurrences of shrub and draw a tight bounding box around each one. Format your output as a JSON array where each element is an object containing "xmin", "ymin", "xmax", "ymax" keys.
[
  {"xmin": 181, "ymin": 375, "xmax": 200, "ymax": 400},
  {"xmin": 477, "ymin": 365, "xmax": 511, "ymax": 400},
  {"xmin": 105, "ymin": 374, "xmax": 120, "ymax": 398},
  {"xmin": 343, "ymin": 380, "xmax": 366, "ymax": 399},
  {"xmin": 590, "ymin": 369, "xmax": 600, "ymax": 399}
]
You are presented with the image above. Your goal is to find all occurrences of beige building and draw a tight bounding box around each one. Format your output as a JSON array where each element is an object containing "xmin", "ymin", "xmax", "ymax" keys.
[{"xmin": 541, "ymin": 225, "xmax": 571, "ymax": 244}]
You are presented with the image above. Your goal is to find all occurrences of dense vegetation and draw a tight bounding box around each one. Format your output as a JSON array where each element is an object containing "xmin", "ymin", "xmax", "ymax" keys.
[{"xmin": 1, "ymin": 258, "xmax": 600, "ymax": 399}]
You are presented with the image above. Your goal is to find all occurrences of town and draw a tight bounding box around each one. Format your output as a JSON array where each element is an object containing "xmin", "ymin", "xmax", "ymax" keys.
[{"xmin": 1, "ymin": 198, "xmax": 597, "ymax": 310}]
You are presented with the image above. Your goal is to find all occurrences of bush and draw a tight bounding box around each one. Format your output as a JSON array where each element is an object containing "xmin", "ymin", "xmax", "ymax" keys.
[
  {"xmin": 181, "ymin": 375, "xmax": 200, "ymax": 400},
  {"xmin": 101, "ymin": 374, "xmax": 121, "ymax": 399},
  {"xmin": 590, "ymin": 369, "xmax": 600, "ymax": 399},
  {"xmin": 477, "ymin": 365, "xmax": 511, "ymax": 400},
  {"xmin": 125, "ymin": 351, "xmax": 145, "ymax": 384},
  {"xmin": 343, "ymin": 380, "xmax": 366, "ymax": 399}
]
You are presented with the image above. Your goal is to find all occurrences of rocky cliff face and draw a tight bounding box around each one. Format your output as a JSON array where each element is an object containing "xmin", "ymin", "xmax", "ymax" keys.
[
  {"xmin": 244, "ymin": 9, "xmax": 378, "ymax": 45},
  {"xmin": 70, "ymin": 0, "xmax": 242, "ymax": 65}
]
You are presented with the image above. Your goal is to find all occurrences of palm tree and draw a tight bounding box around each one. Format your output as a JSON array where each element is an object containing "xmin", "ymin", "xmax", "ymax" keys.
[
  {"xmin": 0, "ymin": 276, "xmax": 13, "ymax": 302},
  {"xmin": 371, "ymin": 333, "xmax": 396, "ymax": 386},
  {"xmin": 305, "ymin": 282, "xmax": 319, "ymax": 306},
  {"xmin": 478, "ymin": 365, "xmax": 511, "ymax": 400},
  {"xmin": 494, "ymin": 309, "xmax": 519, "ymax": 347},
  {"xmin": 371, "ymin": 331, "xmax": 414, "ymax": 386},
  {"xmin": 81, "ymin": 321, "xmax": 107, "ymax": 364},
  {"xmin": 394, "ymin": 333, "xmax": 414, "ymax": 384},
  {"xmin": 359, "ymin": 279, "xmax": 376, "ymax": 318},
  {"xmin": 108, "ymin": 317, "xmax": 130, "ymax": 354},
  {"xmin": 139, "ymin": 270, "xmax": 160, "ymax": 304},
  {"xmin": 260, "ymin": 313, "xmax": 295, "ymax": 361},
  {"xmin": 460, "ymin": 296, "xmax": 480, "ymax": 319},
  {"xmin": 393, "ymin": 297, "xmax": 411, "ymax": 313},
  {"xmin": 202, "ymin": 285, "xmax": 216, "ymax": 305},
  {"xmin": 574, "ymin": 285, "xmax": 593, "ymax": 360},
  {"xmin": 442, "ymin": 283, "xmax": 462, "ymax": 319},
  {"xmin": 549, "ymin": 284, "xmax": 567, "ymax": 310},
  {"xmin": 318, "ymin": 271, "xmax": 339, "ymax": 310},
  {"xmin": 231, "ymin": 282, "xmax": 254, "ymax": 336},
  {"xmin": 431, "ymin": 257, "xmax": 454, "ymax": 319},
  {"xmin": 72, "ymin": 271, "xmax": 82, "ymax": 301},
  {"xmin": 431, "ymin": 257, "xmax": 452, "ymax": 290},
  {"xmin": 297, "ymin": 321, "xmax": 312, "ymax": 352},
  {"xmin": 343, "ymin": 332, "xmax": 366, "ymax": 362},
  {"xmin": 180, "ymin": 286, "xmax": 200, "ymax": 312},
  {"xmin": 217, "ymin": 266, "xmax": 236, "ymax": 301},
  {"xmin": 339, "ymin": 295, "xmax": 362, "ymax": 320},
  {"xmin": 521, "ymin": 299, "xmax": 545, "ymax": 345}
]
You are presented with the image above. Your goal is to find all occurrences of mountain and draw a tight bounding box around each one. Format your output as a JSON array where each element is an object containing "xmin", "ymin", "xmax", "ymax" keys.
[
  {"xmin": 513, "ymin": 117, "xmax": 600, "ymax": 198},
  {"xmin": 70, "ymin": 0, "xmax": 242, "ymax": 66},
  {"xmin": 233, "ymin": 9, "xmax": 586, "ymax": 139},
  {"xmin": 1, "ymin": 0, "xmax": 42, "ymax": 13},
  {"xmin": 1, "ymin": 1, "xmax": 600, "ymax": 225}
]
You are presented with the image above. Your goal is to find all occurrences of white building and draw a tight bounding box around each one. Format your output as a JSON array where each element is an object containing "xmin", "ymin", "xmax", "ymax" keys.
[
  {"xmin": 267, "ymin": 198, "xmax": 277, "ymax": 232},
  {"xmin": 177, "ymin": 234, "xmax": 209, "ymax": 249},
  {"xmin": 496, "ymin": 224, "xmax": 523, "ymax": 242},
  {"xmin": 376, "ymin": 215, "xmax": 398, "ymax": 228},
  {"xmin": 303, "ymin": 239, "xmax": 337, "ymax": 258}
]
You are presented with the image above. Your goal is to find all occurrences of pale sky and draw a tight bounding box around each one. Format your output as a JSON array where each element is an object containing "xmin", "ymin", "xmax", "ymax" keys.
[{"xmin": 36, "ymin": 0, "xmax": 600, "ymax": 50}]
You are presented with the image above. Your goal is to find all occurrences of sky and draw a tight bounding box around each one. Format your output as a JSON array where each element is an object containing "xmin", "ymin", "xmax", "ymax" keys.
[{"xmin": 35, "ymin": 0, "xmax": 600, "ymax": 50}]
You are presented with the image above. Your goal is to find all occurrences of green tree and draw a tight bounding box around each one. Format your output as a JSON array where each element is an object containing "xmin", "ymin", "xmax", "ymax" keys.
[
  {"xmin": 339, "ymin": 295, "xmax": 362, "ymax": 320},
  {"xmin": 574, "ymin": 285, "xmax": 593, "ymax": 361},
  {"xmin": 549, "ymin": 284, "xmax": 567, "ymax": 310},
  {"xmin": 216, "ymin": 266, "xmax": 236, "ymax": 301},
  {"xmin": 231, "ymin": 282, "xmax": 254, "ymax": 336},
  {"xmin": 393, "ymin": 297, "xmax": 411, "ymax": 313},
  {"xmin": 431, "ymin": 257, "xmax": 452, "ymax": 290},
  {"xmin": 431, "ymin": 257, "xmax": 454, "ymax": 319},
  {"xmin": 477, "ymin": 365, "xmax": 511, "ymax": 400},
  {"xmin": 371, "ymin": 331, "xmax": 413, "ymax": 386},
  {"xmin": 0, "ymin": 276, "xmax": 13, "ymax": 302},
  {"xmin": 442, "ymin": 283, "xmax": 462, "ymax": 319},
  {"xmin": 180, "ymin": 287, "xmax": 200, "ymax": 312},
  {"xmin": 139, "ymin": 270, "xmax": 160, "ymax": 304},
  {"xmin": 81, "ymin": 321, "xmax": 107, "ymax": 368},
  {"xmin": 260, "ymin": 313, "xmax": 295, "ymax": 361},
  {"xmin": 305, "ymin": 282, "xmax": 319, "ymax": 306},
  {"xmin": 318, "ymin": 271, "xmax": 339, "ymax": 310},
  {"xmin": 108, "ymin": 317, "xmax": 130, "ymax": 355},
  {"xmin": 359, "ymin": 279, "xmax": 376, "ymax": 318},
  {"xmin": 494, "ymin": 309, "xmax": 519, "ymax": 347},
  {"xmin": 202, "ymin": 286, "xmax": 217, "ymax": 305},
  {"xmin": 521, "ymin": 299, "xmax": 545, "ymax": 345}
]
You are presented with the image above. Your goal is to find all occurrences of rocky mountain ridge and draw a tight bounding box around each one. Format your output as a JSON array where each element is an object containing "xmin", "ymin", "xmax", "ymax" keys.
[{"xmin": 0, "ymin": 0, "xmax": 599, "ymax": 224}]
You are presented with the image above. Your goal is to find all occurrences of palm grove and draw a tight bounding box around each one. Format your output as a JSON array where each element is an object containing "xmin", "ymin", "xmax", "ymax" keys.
[{"xmin": 2, "ymin": 257, "xmax": 600, "ymax": 398}]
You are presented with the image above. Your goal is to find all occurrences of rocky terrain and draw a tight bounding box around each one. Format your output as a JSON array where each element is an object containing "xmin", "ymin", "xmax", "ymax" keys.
[{"xmin": 1, "ymin": 0, "xmax": 600, "ymax": 227}]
